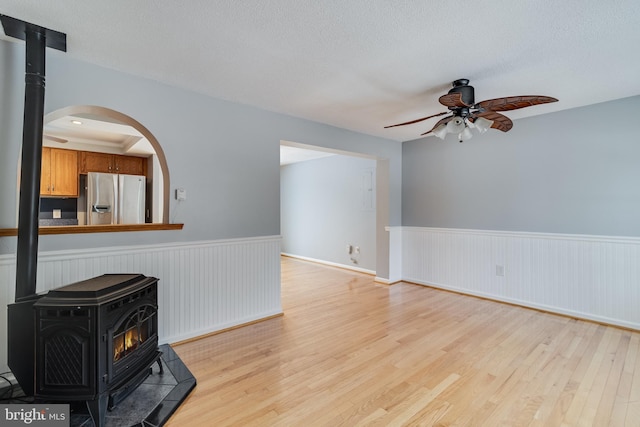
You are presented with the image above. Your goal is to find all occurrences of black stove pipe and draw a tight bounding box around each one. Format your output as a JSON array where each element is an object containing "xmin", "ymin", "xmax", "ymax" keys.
[
  {"xmin": 0, "ymin": 15, "xmax": 66, "ymax": 300},
  {"xmin": 15, "ymin": 28, "xmax": 46, "ymax": 300},
  {"xmin": 1, "ymin": 15, "xmax": 66, "ymax": 396}
]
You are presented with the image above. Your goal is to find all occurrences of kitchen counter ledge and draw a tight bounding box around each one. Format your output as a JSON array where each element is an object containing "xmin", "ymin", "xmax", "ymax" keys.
[{"xmin": 0, "ymin": 223, "xmax": 184, "ymax": 237}]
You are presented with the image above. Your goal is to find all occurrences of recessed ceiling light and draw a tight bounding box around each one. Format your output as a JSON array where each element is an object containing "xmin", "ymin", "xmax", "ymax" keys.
[{"xmin": 71, "ymin": 120, "xmax": 83, "ymax": 125}]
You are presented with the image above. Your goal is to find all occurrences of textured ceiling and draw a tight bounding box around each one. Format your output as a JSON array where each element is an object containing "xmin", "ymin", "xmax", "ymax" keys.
[{"xmin": 1, "ymin": 0, "xmax": 639, "ymax": 142}]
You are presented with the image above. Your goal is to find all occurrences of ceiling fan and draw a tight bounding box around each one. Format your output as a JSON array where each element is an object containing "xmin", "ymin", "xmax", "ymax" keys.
[{"xmin": 385, "ymin": 79, "xmax": 558, "ymax": 142}]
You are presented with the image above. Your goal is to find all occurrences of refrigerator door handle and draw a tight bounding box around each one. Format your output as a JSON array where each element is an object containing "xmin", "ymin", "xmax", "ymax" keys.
[{"xmin": 92, "ymin": 204, "xmax": 112, "ymax": 213}]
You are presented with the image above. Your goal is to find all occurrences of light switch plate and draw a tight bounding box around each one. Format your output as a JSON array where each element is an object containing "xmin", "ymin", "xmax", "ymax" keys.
[{"xmin": 175, "ymin": 188, "xmax": 187, "ymax": 201}]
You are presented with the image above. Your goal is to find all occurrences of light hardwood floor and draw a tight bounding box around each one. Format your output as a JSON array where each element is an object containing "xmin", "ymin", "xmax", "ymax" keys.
[{"xmin": 167, "ymin": 256, "xmax": 640, "ymax": 426}]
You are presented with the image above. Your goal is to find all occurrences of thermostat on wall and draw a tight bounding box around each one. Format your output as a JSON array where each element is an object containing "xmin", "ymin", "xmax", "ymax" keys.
[{"xmin": 175, "ymin": 188, "xmax": 187, "ymax": 201}]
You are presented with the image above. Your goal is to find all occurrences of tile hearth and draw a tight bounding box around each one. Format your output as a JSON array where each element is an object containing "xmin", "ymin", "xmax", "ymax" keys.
[
  {"xmin": 2, "ymin": 344, "xmax": 195, "ymax": 427},
  {"xmin": 70, "ymin": 344, "xmax": 195, "ymax": 427}
]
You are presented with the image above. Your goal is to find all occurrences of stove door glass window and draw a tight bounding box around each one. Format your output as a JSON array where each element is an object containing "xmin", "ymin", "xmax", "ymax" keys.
[{"xmin": 113, "ymin": 305, "xmax": 155, "ymax": 362}]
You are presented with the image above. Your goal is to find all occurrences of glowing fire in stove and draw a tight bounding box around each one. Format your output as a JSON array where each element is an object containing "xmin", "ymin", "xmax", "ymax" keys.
[
  {"xmin": 114, "ymin": 327, "xmax": 142, "ymax": 362},
  {"xmin": 113, "ymin": 309, "xmax": 151, "ymax": 362}
]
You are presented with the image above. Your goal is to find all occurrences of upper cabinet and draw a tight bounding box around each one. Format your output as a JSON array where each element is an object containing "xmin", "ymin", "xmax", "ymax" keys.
[
  {"xmin": 116, "ymin": 154, "xmax": 146, "ymax": 175},
  {"xmin": 41, "ymin": 147, "xmax": 78, "ymax": 197},
  {"xmin": 79, "ymin": 152, "xmax": 146, "ymax": 176},
  {"xmin": 79, "ymin": 151, "xmax": 111, "ymax": 174}
]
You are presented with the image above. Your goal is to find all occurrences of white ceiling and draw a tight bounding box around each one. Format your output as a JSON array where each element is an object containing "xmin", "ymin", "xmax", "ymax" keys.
[
  {"xmin": 43, "ymin": 114, "xmax": 155, "ymax": 155},
  {"xmin": 2, "ymin": 1, "xmax": 639, "ymax": 142}
]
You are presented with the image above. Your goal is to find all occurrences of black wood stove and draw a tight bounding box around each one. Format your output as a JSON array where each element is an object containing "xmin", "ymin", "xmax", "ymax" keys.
[{"xmin": 32, "ymin": 274, "xmax": 162, "ymax": 427}]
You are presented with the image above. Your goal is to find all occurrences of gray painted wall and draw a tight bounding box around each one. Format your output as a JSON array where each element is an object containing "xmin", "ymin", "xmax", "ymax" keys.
[
  {"xmin": 0, "ymin": 40, "xmax": 401, "ymax": 258},
  {"xmin": 281, "ymin": 155, "xmax": 376, "ymax": 270},
  {"xmin": 402, "ymin": 96, "xmax": 640, "ymax": 237}
]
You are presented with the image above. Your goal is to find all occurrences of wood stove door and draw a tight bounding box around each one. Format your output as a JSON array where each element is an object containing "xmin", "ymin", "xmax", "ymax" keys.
[{"xmin": 107, "ymin": 303, "xmax": 158, "ymax": 384}]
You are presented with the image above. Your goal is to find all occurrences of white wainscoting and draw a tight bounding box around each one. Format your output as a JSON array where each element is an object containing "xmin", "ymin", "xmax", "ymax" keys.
[
  {"xmin": 401, "ymin": 227, "xmax": 640, "ymax": 330},
  {"xmin": 0, "ymin": 236, "xmax": 282, "ymax": 373}
]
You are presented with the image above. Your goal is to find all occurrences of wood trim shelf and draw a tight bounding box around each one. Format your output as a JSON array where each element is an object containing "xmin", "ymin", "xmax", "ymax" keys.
[{"xmin": 0, "ymin": 223, "xmax": 184, "ymax": 237}]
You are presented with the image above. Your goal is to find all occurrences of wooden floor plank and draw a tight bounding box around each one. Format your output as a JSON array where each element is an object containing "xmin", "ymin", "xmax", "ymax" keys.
[
  {"xmin": 625, "ymin": 334, "xmax": 640, "ymax": 426},
  {"xmin": 166, "ymin": 257, "xmax": 640, "ymax": 426}
]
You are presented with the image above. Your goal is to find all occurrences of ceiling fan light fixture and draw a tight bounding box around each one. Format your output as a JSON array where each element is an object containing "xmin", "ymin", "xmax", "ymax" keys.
[
  {"xmin": 433, "ymin": 123, "xmax": 448, "ymax": 139},
  {"xmin": 474, "ymin": 116, "xmax": 493, "ymax": 134},
  {"xmin": 446, "ymin": 116, "xmax": 465, "ymax": 134},
  {"xmin": 459, "ymin": 126, "xmax": 473, "ymax": 142}
]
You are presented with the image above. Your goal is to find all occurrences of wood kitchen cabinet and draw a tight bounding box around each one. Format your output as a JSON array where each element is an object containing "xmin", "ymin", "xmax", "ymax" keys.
[
  {"xmin": 79, "ymin": 151, "xmax": 146, "ymax": 176},
  {"xmin": 79, "ymin": 151, "xmax": 112, "ymax": 174},
  {"xmin": 40, "ymin": 147, "xmax": 78, "ymax": 197},
  {"xmin": 116, "ymin": 155, "xmax": 146, "ymax": 175}
]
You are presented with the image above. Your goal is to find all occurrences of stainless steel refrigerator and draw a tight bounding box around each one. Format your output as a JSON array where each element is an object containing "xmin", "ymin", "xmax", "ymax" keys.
[{"xmin": 87, "ymin": 172, "xmax": 146, "ymax": 225}]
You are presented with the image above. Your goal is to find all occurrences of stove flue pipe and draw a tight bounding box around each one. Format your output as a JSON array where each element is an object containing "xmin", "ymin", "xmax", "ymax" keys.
[
  {"xmin": 15, "ymin": 27, "xmax": 46, "ymax": 300},
  {"xmin": 0, "ymin": 15, "xmax": 66, "ymax": 300}
]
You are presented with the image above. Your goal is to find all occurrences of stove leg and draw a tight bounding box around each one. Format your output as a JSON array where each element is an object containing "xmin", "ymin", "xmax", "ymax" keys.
[
  {"xmin": 87, "ymin": 394, "xmax": 108, "ymax": 427},
  {"xmin": 157, "ymin": 358, "xmax": 164, "ymax": 374}
]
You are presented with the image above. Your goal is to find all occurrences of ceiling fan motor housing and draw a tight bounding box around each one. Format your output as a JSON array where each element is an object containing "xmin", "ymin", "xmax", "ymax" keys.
[{"xmin": 449, "ymin": 79, "xmax": 475, "ymax": 107}]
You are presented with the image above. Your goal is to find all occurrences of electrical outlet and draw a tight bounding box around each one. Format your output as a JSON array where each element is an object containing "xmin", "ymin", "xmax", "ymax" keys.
[
  {"xmin": 354, "ymin": 246, "xmax": 360, "ymax": 254},
  {"xmin": 496, "ymin": 265, "xmax": 505, "ymax": 277}
]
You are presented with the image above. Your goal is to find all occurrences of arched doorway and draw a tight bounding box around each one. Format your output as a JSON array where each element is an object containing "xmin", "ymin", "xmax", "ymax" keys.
[{"xmin": 42, "ymin": 105, "xmax": 170, "ymax": 223}]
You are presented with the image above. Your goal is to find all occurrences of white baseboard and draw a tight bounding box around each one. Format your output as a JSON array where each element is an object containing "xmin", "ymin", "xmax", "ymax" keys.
[{"xmin": 281, "ymin": 252, "xmax": 375, "ymax": 275}]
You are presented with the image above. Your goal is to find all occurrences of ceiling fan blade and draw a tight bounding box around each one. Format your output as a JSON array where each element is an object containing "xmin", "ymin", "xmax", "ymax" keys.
[
  {"xmin": 421, "ymin": 116, "xmax": 452, "ymax": 136},
  {"xmin": 384, "ymin": 111, "xmax": 448, "ymax": 128},
  {"xmin": 44, "ymin": 134, "xmax": 68, "ymax": 143},
  {"xmin": 438, "ymin": 92, "xmax": 473, "ymax": 108},
  {"xmin": 474, "ymin": 111, "xmax": 513, "ymax": 132},
  {"xmin": 476, "ymin": 96, "xmax": 558, "ymax": 112}
]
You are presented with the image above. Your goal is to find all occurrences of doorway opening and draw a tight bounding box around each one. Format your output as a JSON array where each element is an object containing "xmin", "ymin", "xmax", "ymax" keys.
[{"xmin": 280, "ymin": 140, "xmax": 388, "ymax": 276}]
